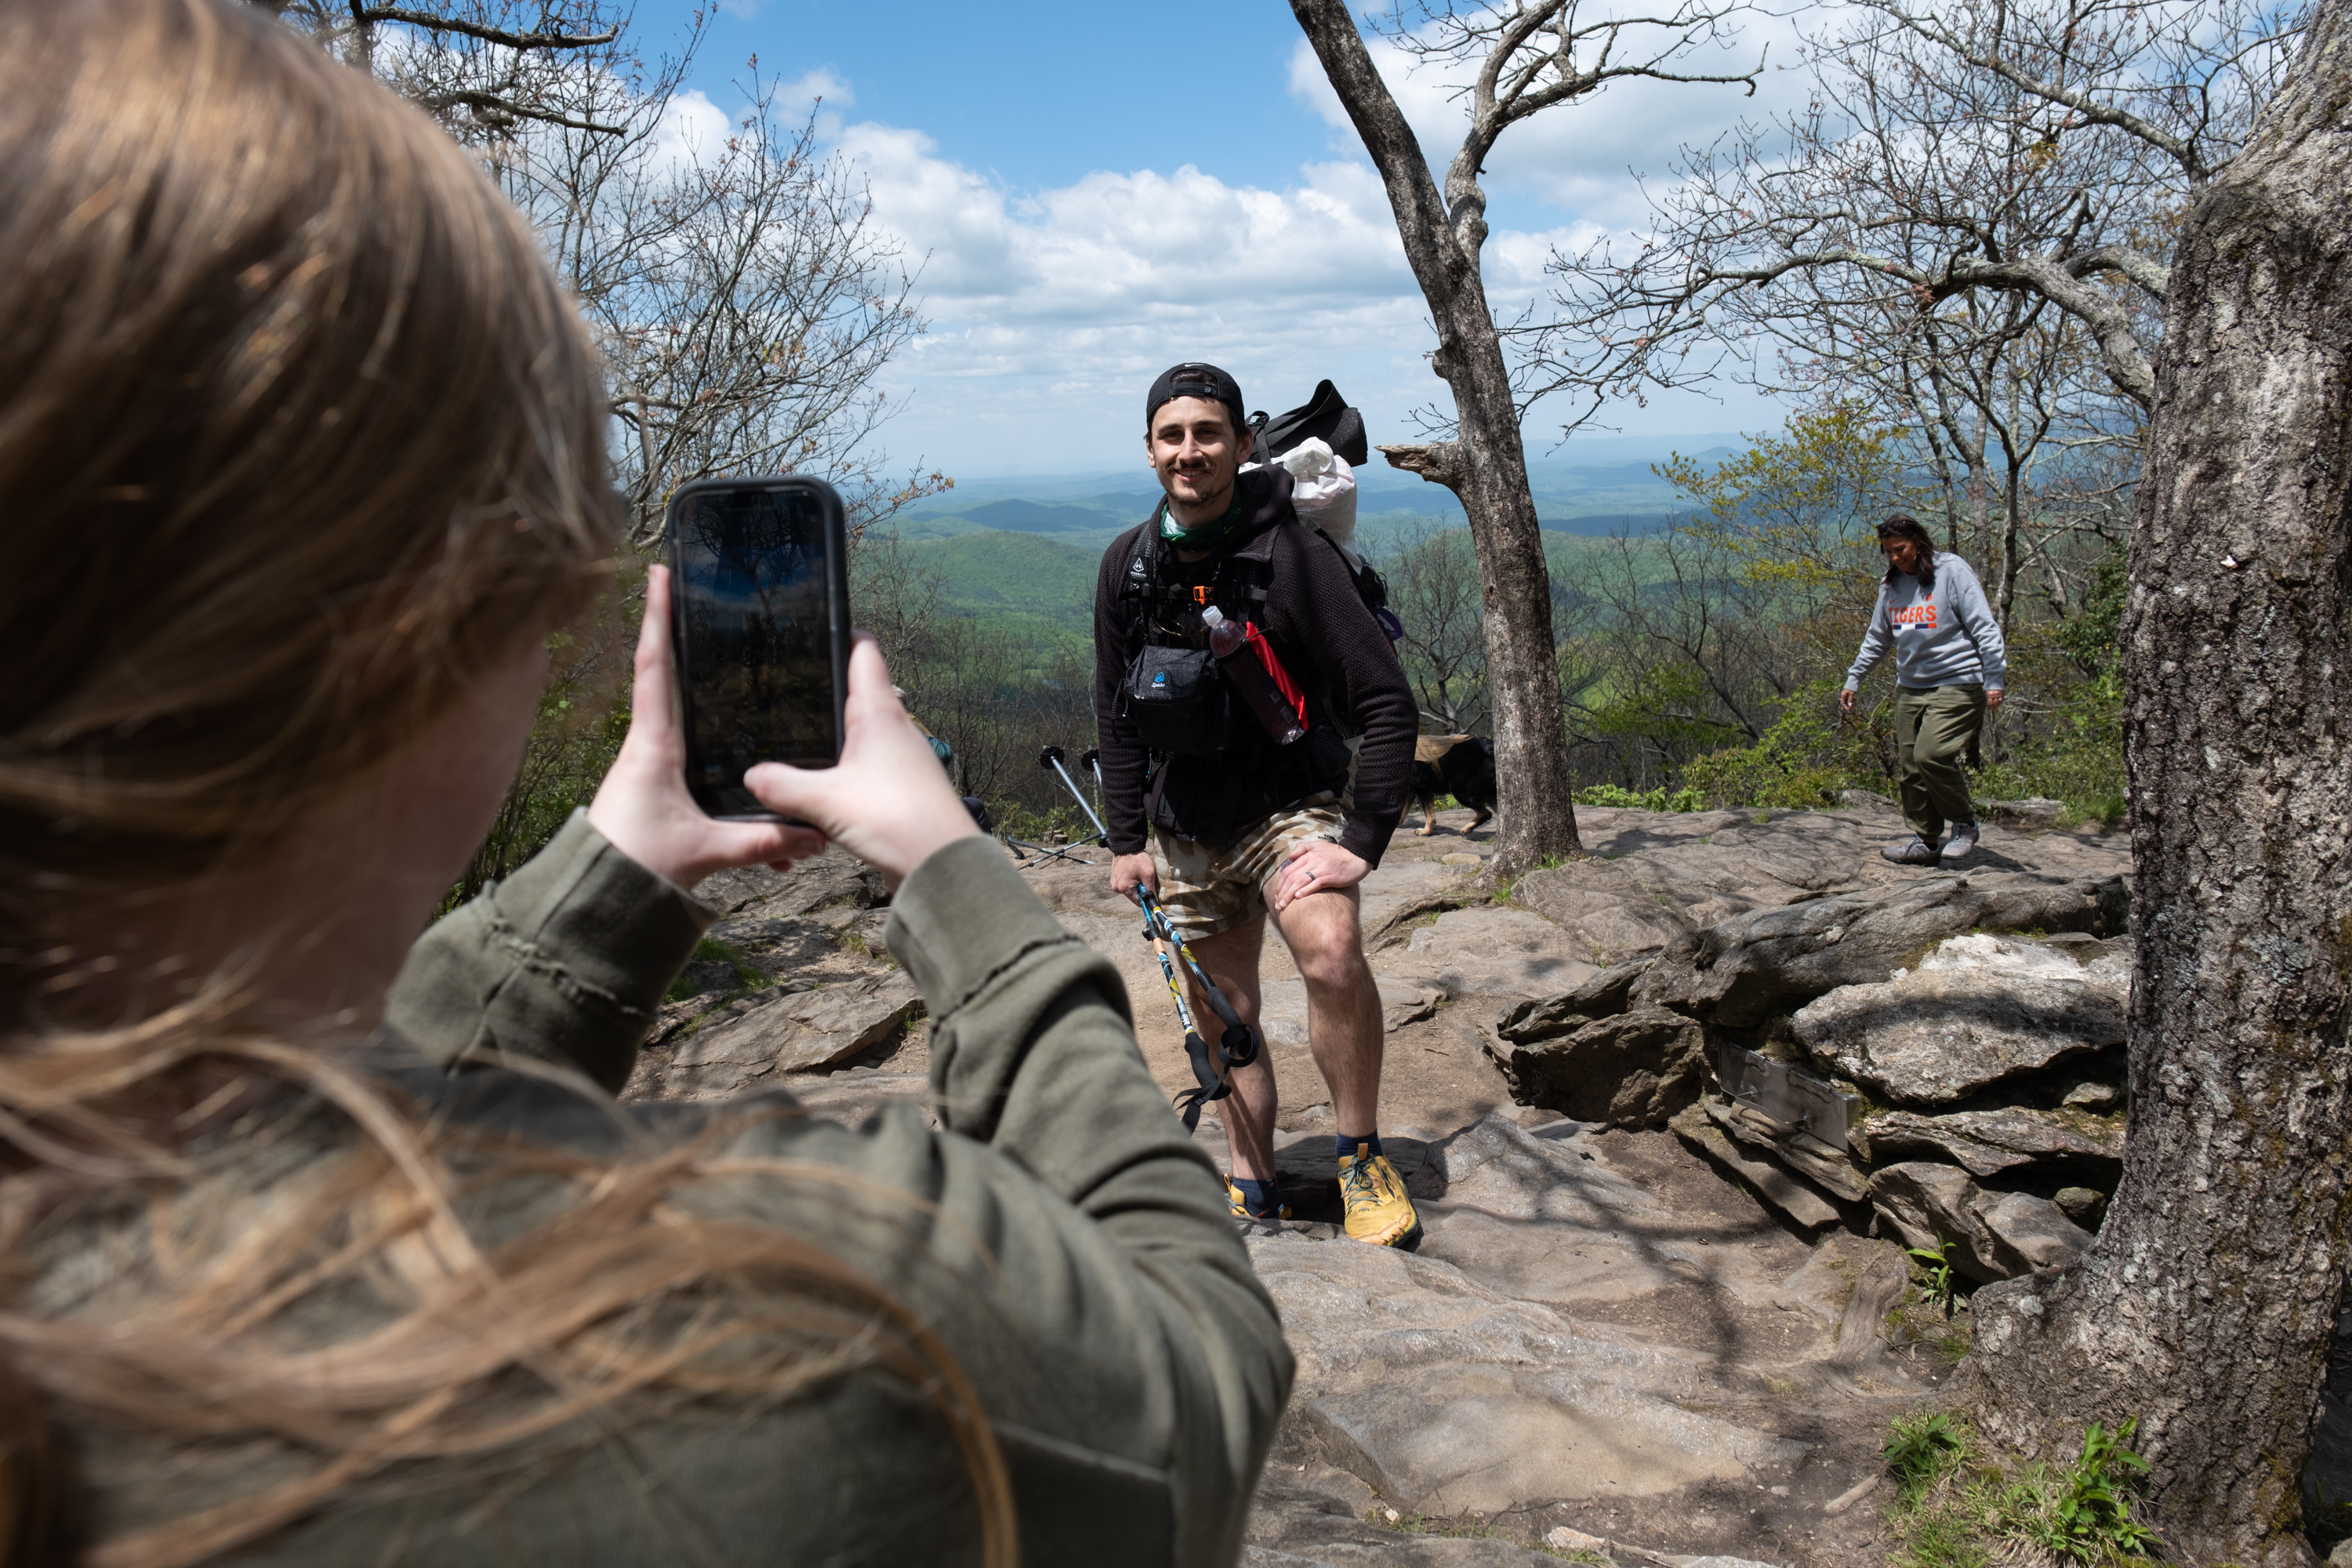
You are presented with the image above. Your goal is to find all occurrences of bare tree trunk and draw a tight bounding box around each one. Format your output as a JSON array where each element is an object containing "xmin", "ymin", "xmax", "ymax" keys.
[
  {"xmin": 1290, "ymin": 0, "xmax": 1581, "ymax": 873},
  {"xmin": 1964, "ymin": 5, "xmax": 2352, "ymax": 1559}
]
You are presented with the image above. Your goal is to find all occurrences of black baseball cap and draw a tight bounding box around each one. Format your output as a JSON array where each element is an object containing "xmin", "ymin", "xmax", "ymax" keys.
[{"xmin": 1145, "ymin": 362, "xmax": 1247, "ymax": 437}]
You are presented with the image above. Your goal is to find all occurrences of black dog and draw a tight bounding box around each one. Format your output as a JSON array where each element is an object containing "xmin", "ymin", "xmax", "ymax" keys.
[{"xmin": 1403, "ymin": 735, "xmax": 1496, "ymax": 837}]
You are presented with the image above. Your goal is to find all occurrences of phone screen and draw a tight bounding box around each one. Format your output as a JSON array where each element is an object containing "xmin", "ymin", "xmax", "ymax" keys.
[{"xmin": 668, "ymin": 481, "xmax": 846, "ymax": 818}]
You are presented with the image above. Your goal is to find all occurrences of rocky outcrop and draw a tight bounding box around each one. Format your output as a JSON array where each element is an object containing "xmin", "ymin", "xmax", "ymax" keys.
[
  {"xmin": 1480, "ymin": 1004, "xmax": 1707, "ymax": 1128},
  {"xmin": 1668, "ymin": 1104, "xmax": 1843, "ymax": 1230},
  {"xmin": 659, "ymin": 974, "xmax": 921, "ymax": 1096},
  {"xmin": 1860, "ymin": 1105, "xmax": 2123, "ymax": 1182},
  {"xmin": 1492, "ymin": 958, "xmax": 1657, "ymax": 1041},
  {"xmin": 1869, "ymin": 1160, "xmax": 2093, "ymax": 1283},
  {"xmin": 1632, "ymin": 873, "xmax": 2127, "ymax": 1028},
  {"xmin": 1794, "ymin": 935, "xmax": 2128, "ymax": 1106},
  {"xmin": 693, "ymin": 847, "xmax": 888, "ymax": 917},
  {"xmin": 1703, "ymin": 1098, "xmax": 1868, "ymax": 1203}
]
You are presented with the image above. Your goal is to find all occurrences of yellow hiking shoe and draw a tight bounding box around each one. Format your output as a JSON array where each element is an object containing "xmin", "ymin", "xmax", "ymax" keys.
[
  {"xmin": 1226, "ymin": 1175, "xmax": 1292, "ymax": 1222},
  {"xmin": 1338, "ymin": 1150, "xmax": 1422, "ymax": 1248}
]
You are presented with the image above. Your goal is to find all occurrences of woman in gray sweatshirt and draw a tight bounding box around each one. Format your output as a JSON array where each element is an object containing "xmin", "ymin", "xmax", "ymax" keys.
[{"xmin": 1838, "ymin": 516, "xmax": 2008, "ymax": 864}]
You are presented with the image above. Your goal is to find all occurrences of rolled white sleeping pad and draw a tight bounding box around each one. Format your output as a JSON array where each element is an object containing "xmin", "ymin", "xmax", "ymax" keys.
[{"xmin": 1279, "ymin": 438, "xmax": 1359, "ymax": 568}]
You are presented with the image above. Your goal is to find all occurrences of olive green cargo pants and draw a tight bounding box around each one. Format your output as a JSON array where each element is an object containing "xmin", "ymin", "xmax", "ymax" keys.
[{"xmin": 1893, "ymin": 683, "xmax": 1987, "ymax": 842}]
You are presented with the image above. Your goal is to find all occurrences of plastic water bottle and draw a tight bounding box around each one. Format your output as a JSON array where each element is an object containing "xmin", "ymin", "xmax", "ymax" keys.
[{"xmin": 1200, "ymin": 605, "xmax": 1307, "ymax": 745}]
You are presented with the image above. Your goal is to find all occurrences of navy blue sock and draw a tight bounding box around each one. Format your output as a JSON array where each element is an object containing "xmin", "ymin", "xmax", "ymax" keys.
[
  {"xmin": 1336, "ymin": 1132, "xmax": 1383, "ymax": 1161},
  {"xmin": 1232, "ymin": 1176, "xmax": 1282, "ymax": 1217}
]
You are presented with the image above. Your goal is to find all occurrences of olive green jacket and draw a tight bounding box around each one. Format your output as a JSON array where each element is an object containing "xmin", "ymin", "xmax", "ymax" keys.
[{"xmin": 50, "ymin": 819, "xmax": 1290, "ymax": 1566}]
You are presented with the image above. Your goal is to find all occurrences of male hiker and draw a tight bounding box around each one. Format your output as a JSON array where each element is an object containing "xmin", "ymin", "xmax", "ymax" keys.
[{"xmin": 1092, "ymin": 362, "xmax": 1422, "ymax": 1246}]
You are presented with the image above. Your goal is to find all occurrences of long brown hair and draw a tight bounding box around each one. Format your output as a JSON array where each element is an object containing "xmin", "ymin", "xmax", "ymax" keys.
[
  {"xmin": 1875, "ymin": 514, "xmax": 1938, "ymax": 589},
  {"xmin": 0, "ymin": 4, "xmax": 1011, "ymax": 1563}
]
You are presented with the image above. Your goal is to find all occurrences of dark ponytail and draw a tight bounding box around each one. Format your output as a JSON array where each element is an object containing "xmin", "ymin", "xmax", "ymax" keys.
[{"xmin": 1876, "ymin": 514, "xmax": 1937, "ymax": 590}]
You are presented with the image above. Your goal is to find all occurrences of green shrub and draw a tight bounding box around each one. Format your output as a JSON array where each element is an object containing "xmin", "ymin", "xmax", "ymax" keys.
[{"xmin": 1573, "ymin": 782, "xmax": 1707, "ymax": 811}]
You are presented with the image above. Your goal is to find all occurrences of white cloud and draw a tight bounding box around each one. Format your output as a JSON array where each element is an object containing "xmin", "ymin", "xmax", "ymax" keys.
[
  {"xmin": 652, "ymin": 87, "xmax": 731, "ymax": 173},
  {"xmin": 776, "ymin": 67, "xmax": 853, "ymax": 114},
  {"xmin": 792, "ymin": 22, "xmax": 1801, "ymax": 477},
  {"xmin": 716, "ymin": 0, "xmax": 760, "ymax": 17}
]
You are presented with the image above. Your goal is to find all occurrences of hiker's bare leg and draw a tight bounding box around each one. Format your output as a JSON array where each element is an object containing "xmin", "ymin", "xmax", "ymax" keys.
[
  {"xmin": 1270, "ymin": 884, "xmax": 1381, "ymax": 1137},
  {"xmin": 1182, "ymin": 916, "xmax": 1276, "ymax": 1182}
]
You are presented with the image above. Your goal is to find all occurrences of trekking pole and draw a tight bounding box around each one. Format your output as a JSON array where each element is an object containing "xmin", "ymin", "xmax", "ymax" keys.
[
  {"xmin": 1038, "ymin": 745, "xmax": 1109, "ymax": 845},
  {"xmin": 1133, "ymin": 884, "xmax": 1262, "ymax": 1132},
  {"xmin": 1080, "ymin": 746, "xmax": 1108, "ymax": 828}
]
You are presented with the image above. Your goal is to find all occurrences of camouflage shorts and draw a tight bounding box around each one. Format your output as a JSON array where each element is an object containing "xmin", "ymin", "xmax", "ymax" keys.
[{"xmin": 1151, "ymin": 793, "xmax": 1350, "ymax": 939}]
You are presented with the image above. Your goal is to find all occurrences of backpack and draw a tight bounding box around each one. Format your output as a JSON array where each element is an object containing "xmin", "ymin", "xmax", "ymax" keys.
[{"xmin": 1245, "ymin": 381, "xmax": 1402, "ymax": 642}]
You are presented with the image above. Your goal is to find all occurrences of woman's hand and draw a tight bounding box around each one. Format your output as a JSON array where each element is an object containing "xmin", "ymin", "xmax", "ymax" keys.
[
  {"xmin": 745, "ymin": 635, "xmax": 986, "ymax": 891},
  {"xmin": 587, "ymin": 566, "xmax": 826, "ymax": 890},
  {"xmin": 1987, "ymin": 687, "xmax": 2005, "ymax": 710},
  {"xmin": 1838, "ymin": 687, "xmax": 1857, "ymax": 714}
]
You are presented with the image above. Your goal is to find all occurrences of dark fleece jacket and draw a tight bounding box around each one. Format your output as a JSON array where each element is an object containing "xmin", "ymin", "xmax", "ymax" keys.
[{"xmin": 1091, "ymin": 466, "xmax": 1417, "ymax": 868}]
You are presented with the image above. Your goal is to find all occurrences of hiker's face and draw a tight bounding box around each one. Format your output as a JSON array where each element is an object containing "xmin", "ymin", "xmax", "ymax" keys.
[
  {"xmin": 1881, "ymin": 535, "xmax": 1926, "ymax": 576},
  {"xmin": 1146, "ymin": 397, "xmax": 1244, "ymax": 515}
]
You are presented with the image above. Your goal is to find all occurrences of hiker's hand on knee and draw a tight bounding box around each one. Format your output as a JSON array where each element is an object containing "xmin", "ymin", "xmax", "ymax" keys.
[
  {"xmin": 742, "ymin": 633, "xmax": 984, "ymax": 891},
  {"xmin": 1112, "ymin": 852, "xmax": 1158, "ymax": 904},
  {"xmin": 1270, "ymin": 842, "xmax": 1367, "ymax": 913}
]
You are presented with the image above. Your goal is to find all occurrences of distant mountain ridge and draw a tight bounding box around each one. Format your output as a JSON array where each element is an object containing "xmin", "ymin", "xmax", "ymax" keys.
[{"xmin": 891, "ymin": 441, "xmax": 1739, "ymax": 546}]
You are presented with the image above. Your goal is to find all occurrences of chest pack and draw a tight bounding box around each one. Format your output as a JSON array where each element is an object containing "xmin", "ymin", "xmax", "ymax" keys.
[{"xmin": 1113, "ymin": 526, "xmax": 1273, "ymax": 758}]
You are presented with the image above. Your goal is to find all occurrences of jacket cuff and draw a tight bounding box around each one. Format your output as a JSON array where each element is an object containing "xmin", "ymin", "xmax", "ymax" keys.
[{"xmin": 884, "ymin": 835, "xmax": 1076, "ymax": 1019}]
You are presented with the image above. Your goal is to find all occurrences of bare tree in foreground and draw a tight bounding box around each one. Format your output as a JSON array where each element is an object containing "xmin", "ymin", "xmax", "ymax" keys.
[
  {"xmin": 1961, "ymin": 2, "xmax": 2352, "ymax": 1554},
  {"xmin": 1289, "ymin": 0, "xmax": 1759, "ymax": 875}
]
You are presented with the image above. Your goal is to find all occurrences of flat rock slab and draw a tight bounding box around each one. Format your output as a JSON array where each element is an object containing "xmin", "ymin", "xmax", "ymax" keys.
[
  {"xmin": 1704, "ymin": 1099, "xmax": 1868, "ymax": 1203},
  {"xmin": 692, "ymin": 847, "xmax": 887, "ymax": 917},
  {"xmin": 1247, "ymin": 1492, "xmax": 1563, "ymax": 1565},
  {"xmin": 704, "ymin": 914, "xmax": 844, "ymax": 973},
  {"xmin": 1250, "ymin": 1230, "xmax": 1809, "ymax": 1517},
  {"xmin": 1860, "ymin": 1105, "xmax": 2123, "ymax": 1179},
  {"xmin": 1795, "ymin": 968, "xmax": 2125, "ymax": 1107},
  {"xmin": 1411, "ymin": 1115, "xmax": 1788, "ymax": 1313},
  {"xmin": 1636, "ymin": 872, "xmax": 2129, "ymax": 1029},
  {"xmin": 1669, "ymin": 1106, "xmax": 1841, "ymax": 1231},
  {"xmin": 659, "ymin": 974, "xmax": 920, "ymax": 1097},
  {"xmin": 1388, "ymin": 906, "xmax": 1602, "ymax": 998}
]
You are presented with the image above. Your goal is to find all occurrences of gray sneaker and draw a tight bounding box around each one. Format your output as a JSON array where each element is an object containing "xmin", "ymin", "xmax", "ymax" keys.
[
  {"xmin": 1940, "ymin": 822, "xmax": 1980, "ymax": 862},
  {"xmin": 1880, "ymin": 835, "xmax": 1939, "ymax": 865}
]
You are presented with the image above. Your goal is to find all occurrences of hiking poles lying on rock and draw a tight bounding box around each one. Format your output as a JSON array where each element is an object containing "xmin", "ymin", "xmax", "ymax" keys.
[
  {"xmin": 1134, "ymin": 885, "xmax": 1261, "ymax": 1133},
  {"xmin": 1004, "ymin": 745, "xmax": 1107, "ymax": 866},
  {"xmin": 1040, "ymin": 745, "xmax": 1109, "ymax": 844}
]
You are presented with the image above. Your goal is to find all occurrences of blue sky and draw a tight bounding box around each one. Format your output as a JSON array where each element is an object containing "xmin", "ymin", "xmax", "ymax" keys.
[{"xmin": 629, "ymin": 1, "xmax": 1795, "ymax": 478}]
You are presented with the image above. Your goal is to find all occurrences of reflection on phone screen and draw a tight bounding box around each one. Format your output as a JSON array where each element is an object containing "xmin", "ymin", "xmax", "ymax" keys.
[{"xmin": 673, "ymin": 487, "xmax": 835, "ymax": 811}]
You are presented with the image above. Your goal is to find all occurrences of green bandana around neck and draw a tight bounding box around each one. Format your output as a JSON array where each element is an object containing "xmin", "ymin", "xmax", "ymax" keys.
[{"xmin": 1157, "ymin": 485, "xmax": 1246, "ymax": 551}]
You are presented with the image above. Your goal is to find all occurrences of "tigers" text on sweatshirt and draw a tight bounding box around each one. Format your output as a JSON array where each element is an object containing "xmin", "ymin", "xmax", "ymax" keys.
[{"xmin": 1844, "ymin": 552, "xmax": 2007, "ymax": 691}]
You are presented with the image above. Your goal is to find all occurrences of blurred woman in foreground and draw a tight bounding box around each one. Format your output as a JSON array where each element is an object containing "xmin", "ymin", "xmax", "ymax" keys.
[{"xmin": 0, "ymin": 2, "xmax": 1287, "ymax": 1563}]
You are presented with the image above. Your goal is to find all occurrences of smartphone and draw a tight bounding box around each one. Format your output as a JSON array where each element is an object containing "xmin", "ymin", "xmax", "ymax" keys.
[{"xmin": 664, "ymin": 475, "xmax": 851, "ymax": 821}]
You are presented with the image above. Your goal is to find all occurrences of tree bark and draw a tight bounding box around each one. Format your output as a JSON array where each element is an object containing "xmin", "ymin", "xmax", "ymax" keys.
[
  {"xmin": 1290, "ymin": 0, "xmax": 1582, "ymax": 874},
  {"xmin": 1963, "ymin": 4, "xmax": 2352, "ymax": 1559}
]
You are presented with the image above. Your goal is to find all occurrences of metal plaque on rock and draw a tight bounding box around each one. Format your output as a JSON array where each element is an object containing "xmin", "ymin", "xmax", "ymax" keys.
[{"xmin": 1711, "ymin": 1040, "xmax": 1863, "ymax": 1151}]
